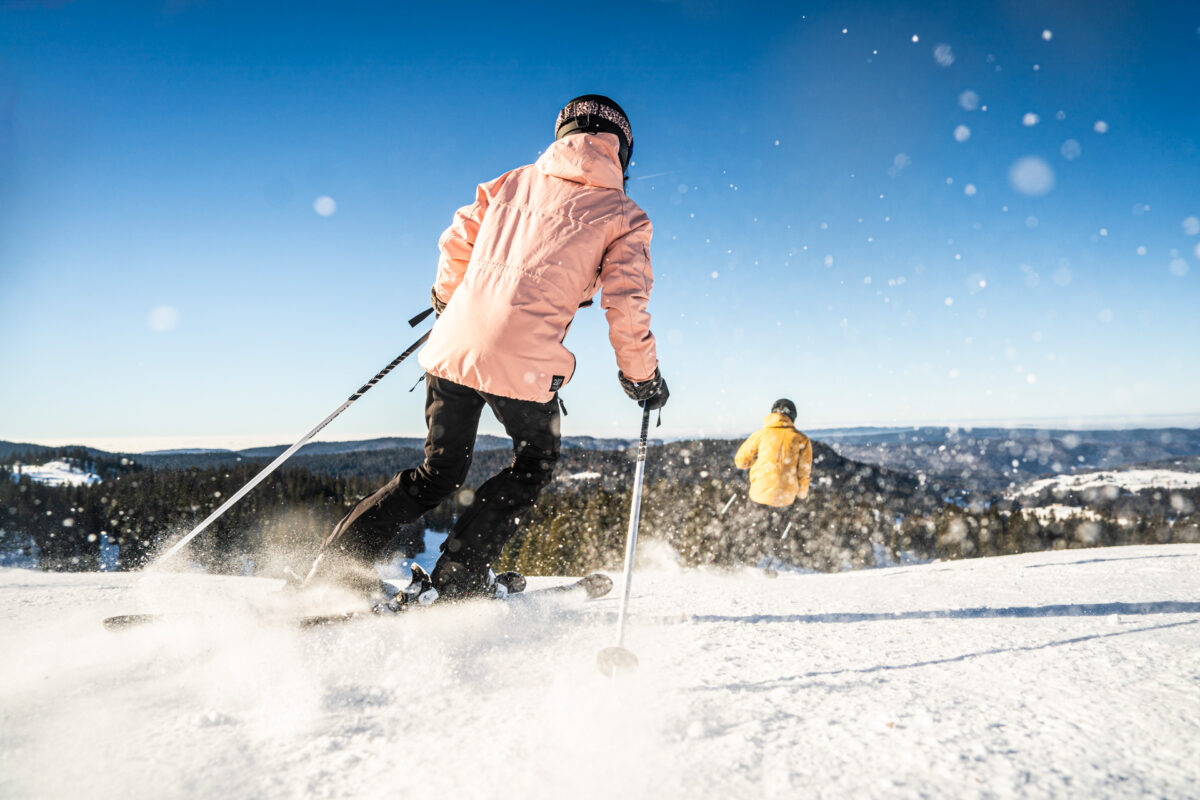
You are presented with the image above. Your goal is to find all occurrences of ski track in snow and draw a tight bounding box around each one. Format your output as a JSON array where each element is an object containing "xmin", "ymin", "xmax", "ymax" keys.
[{"xmin": 1, "ymin": 544, "xmax": 1198, "ymax": 799}]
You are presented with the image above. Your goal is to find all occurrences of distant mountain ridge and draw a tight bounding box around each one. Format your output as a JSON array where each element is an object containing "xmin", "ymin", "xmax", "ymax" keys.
[{"xmin": 4, "ymin": 427, "xmax": 1198, "ymax": 494}]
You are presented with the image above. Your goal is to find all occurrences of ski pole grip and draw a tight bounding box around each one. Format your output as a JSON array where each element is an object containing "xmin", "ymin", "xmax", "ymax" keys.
[{"xmin": 408, "ymin": 307, "xmax": 435, "ymax": 327}]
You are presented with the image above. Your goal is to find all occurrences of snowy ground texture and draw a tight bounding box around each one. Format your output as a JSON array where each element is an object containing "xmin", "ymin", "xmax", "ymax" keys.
[{"xmin": 2, "ymin": 543, "xmax": 1198, "ymax": 800}]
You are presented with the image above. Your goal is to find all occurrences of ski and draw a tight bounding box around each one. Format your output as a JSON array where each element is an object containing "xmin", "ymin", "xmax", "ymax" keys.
[{"xmin": 102, "ymin": 571, "xmax": 612, "ymax": 631}]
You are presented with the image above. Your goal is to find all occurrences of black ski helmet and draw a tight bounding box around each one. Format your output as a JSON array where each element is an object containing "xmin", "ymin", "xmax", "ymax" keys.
[
  {"xmin": 555, "ymin": 94, "xmax": 633, "ymax": 172},
  {"xmin": 771, "ymin": 398, "xmax": 797, "ymax": 421}
]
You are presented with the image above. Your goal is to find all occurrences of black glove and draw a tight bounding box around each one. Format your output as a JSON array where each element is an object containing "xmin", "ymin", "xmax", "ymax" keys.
[
  {"xmin": 430, "ymin": 287, "xmax": 447, "ymax": 316},
  {"xmin": 618, "ymin": 367, "xmax": 669, "ymax": 410}
]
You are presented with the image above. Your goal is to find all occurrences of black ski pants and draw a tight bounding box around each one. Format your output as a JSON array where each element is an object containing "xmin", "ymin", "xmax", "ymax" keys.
[{"xmin": 316, "ymin": 373, "xmax": 560, "ymax": 577}]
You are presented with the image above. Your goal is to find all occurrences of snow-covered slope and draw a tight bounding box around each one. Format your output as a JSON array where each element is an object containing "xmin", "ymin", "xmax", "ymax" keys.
[
  {"xmin": 8, "ymin": 460, "xmax": 100, "ymax": 487},
  {"xmin": 1013, "ymin": 468, "xmax": 1200, "ymax": 498},
  {"xmin": 2, "ymin": 544, "xmax": 1198, "ymax": 799}
]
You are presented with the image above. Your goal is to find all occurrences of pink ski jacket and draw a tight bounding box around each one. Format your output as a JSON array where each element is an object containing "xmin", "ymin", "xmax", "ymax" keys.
[{"xmin": 418, "ymin": 132, "xmax": 659, "ymax": 403}]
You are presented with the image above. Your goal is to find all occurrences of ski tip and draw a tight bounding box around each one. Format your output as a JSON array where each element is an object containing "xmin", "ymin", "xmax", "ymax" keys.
[
  {"xmin": 596, "ymin": 645, "xmax": 639, "ymax": 678},
  {"xmin": 580, "ymin": 572, "xmax": 614, "ymax": 599}
]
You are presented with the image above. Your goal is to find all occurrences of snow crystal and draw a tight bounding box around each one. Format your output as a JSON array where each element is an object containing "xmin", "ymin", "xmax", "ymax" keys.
[
  {"xmin": 148, "ymin": 305, "xmax": 180, "ymax": 332},
  {"xmin": 933, "ymin": 44, "xmax": 955, "ymax": 67},
  {"xmin": 1168, "ymin": 258, "xmax": 1188, "ymax": 277},
  {"xmin": 1007, "ymin": 156, "xmax": 1055, "ymax": 196},
  {"xmin": 1053, "ymin": 266, "xmax": 1072, "ymax": 286},
  {"xmin": 1136, "ymin": 245, "xmax": 1147, "ymax": 256},
  {"xmin": 1060, "ymin": 139, "xmax": 1082, "ymax": 160},
  {"xmin": 911, "ymin": 34, "xmax": 919, "ymax": 42},
  {"xmin": 954, "ymin": 125, "xmax": 971, "ymax": 142},
  {"xmin": 1042, "ymin": 29, "xmax": 1053, "ymax": 41},
  {"xmin": 313, "ymin": 196, "xmax": 337, "ymax": 216},
  {"xmin": 1182, "ymin": 216, "xmax": 1200, "ymax": 235},
  {"xmin": 1025, "ymin": 216, "xmax": 1038, "ymax": 228},
  {"xmin": 1055, "ymin": 110, "xmax": 1066, "ymax": 121},
  {"xmin": 1093, "ymin": 120, "xmax": 1109, "ymax": 133},
  {"xmin": 1022, "ymin": 112, "xmax": 1040, "ymax": 127},
  {"xmin": 1097, "ymin": 309, "xmax": 1113, "ymax": 323},
  {"xmin": 958, "ymin": 90, "xmax": 980, "ymax": 111},
  {"xmin": 1195, "ymin": 241, "xmax": 1200, "ymax": 259},
  {"xmin": 964, "ymin": 183, "xmax": 977, "ymax": 196}
]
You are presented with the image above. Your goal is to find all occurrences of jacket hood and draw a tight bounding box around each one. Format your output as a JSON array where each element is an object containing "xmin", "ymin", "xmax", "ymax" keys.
[
  {"xmin": 536, "ymin": 133, "xmax": 625, "ymax": 190},
  {"xmin": 763, "ymin": 412, "xmax": 795, "ymax": 429}
]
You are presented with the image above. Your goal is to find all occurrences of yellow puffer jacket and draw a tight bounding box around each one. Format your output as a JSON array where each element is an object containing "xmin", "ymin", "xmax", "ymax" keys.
[{"xmin": 734, "ymin": 413, "xmax": 813, "ymax": 507}]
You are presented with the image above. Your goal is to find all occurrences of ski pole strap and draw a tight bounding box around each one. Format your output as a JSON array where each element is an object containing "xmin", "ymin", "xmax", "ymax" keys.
[{"xmin": 408, "ymin": 307, "xmax": 435, "ymax": 327}]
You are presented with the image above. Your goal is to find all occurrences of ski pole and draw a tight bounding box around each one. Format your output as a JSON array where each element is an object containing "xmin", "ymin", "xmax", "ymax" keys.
[
  {"xmin": 597, "ymin": 401, "xmax": 652, "ymax": 678},
  {"xmin": 155, "ymin": 309, "xmax": 434, "ymax": 565},
  {"xmin": 719, "ymin": 493, "xmax": 737, "ymax": 516}
]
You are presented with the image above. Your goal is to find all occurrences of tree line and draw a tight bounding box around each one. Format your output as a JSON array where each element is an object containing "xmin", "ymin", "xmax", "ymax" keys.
[{"xmin": 3, "ymin": 445, "xmax": 1197, "ymax": 577}]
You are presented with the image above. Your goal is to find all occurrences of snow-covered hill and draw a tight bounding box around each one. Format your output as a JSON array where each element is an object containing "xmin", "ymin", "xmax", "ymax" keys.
[
  {"xmin": 7, "ymin": 460, "xmax": 100, "ymax": 487},
  {"xmin": 1013, "ymin": 468, "xmax": 1200, "ymax": 498},
  {"xmin": 1, "ymin": 544, "xmax": 1198, "ymax": 799}
]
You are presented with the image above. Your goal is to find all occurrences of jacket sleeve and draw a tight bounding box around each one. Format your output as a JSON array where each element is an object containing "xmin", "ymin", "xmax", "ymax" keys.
[
  {"xmin": 600, "ymin": 206, "xmax": 658, "ymax": 382},
  {"xmin": 433, "ymin": 172, "xmax": 509, "ymax": 305},
  {"xmin": 734, "ymin": 432, "xmax": 760, "ymax": 470},
  {"xmin": 796, "ymin": 435, "xmax": 813, "ymax": 498}
]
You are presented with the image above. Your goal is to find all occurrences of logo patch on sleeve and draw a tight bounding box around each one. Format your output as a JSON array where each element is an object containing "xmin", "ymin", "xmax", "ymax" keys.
[{"xmin": 549, "ymin": 375, "xmax": 565, "ymax": 392}]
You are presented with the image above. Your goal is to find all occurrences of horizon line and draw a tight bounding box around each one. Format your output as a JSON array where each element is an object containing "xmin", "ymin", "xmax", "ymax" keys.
[{"xmin": 5, "ymin": 412, "xmax": 1200, "ymax": 455}]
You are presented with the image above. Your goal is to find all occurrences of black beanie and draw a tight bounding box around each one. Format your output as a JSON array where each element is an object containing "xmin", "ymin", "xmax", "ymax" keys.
[
  {"xmin": 771, "ymin": 398, "xmax": 797, "ymax": 421},
  {"xmin": 555, "ymin": 94, "xmax": 633, "ymax": 171}
]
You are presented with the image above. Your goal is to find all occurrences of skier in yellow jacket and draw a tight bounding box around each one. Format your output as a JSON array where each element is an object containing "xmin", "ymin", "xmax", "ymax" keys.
[{"xmin": 733, "ymin": 399, "xmax": 812, "ymax": 563}]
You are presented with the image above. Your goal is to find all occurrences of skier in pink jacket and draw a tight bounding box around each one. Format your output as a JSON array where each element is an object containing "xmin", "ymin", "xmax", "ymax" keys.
[{"xmin": 306, "ymin": 95, "xmax": 668, "ymax": 600}]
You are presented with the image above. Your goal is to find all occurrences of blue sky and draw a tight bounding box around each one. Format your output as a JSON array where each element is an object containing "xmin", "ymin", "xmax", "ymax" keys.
[{"xmin": 2, "ymin": 0, "xmax": 1198, "ymax": 451}]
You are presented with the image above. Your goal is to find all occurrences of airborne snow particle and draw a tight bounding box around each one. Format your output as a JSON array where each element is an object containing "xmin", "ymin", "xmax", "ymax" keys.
[
  {"xmin": 944, "ymin": 297, "xmax": 954, "ymax": 306},
  {"xmin": 1022, "ymin": 113, "xmax": 1040, "ymax": 127},
  {"xmin": 964, "ymin": 183, "xmax": 977, "ymax": 196},
  {"xmin": 1137, "ymin": 246, "xmax": 1147, "ymax": 256},
  {"xmin": 959, "ymin": 90, "xmax": 980, "ymax": 111},
  {"xmin": 933, "ymin": 44, "xmax": 955, "ymax": 67},
  {"xmin": 1094, "ymin": 120, "xmax": 1109, "ymax": 133},
  {"xmin": 148, "ymin": 305, "xmax": 180, "ymax": 332},
  {"xmin": 1098, "ymin": 309, "xmax": 1113, "ymax": 323},
  {"xmin": 954, "ymin": 125, "xmax": 971, "ymax": 142},
  {"xmin": 1182, "ymin": 216, "xmax": 1200, "ymax": 236},
  {"xmin": 1195, "ymin": 241, "xmax": 1200, "ymax": 259},
  {"xmin": 1042, "ymin": 29, "xmax": 1053, "ymax": 41},
  {"xmin": 1008, "ymin": 156, "xmax": 1055, "ymax": 196},
  {"xmin": 1061, "ymin": 139, "xmax": 1082, "ymax": 160},
  {"xmin": 313, "ymin": 196, "xmax": 337, "ymax": 216},
  {"xmin": 912, "ymin": 34, "xmax": 919, "ymax": 42},
  {"xmin": 1169, "ymin": 259, "xmax": 1189, "ymax": 277}
]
